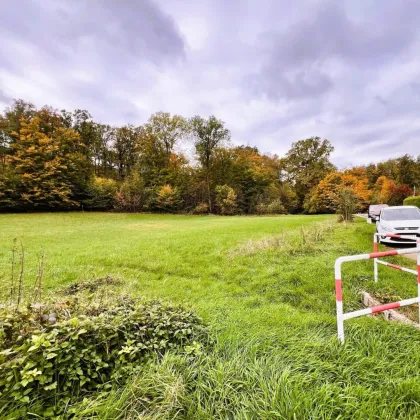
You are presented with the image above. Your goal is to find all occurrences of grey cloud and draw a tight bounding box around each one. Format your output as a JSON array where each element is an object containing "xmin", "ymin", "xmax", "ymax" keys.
[
  {"xmin": 0, "ymin": 0, "xmax": 185, "ymax": 67},
  {"xmin": 248, "ymin": 1, "xmax": 420, "ymax": 100},
  {"xmin": 1, "ymin": 0, "xmax": 420, "ymax": 166},
  {"xmin": 248, "ymin": 68, "xmax": 333, "ymax": 100},
  {"xmin": 0, "ymin": 0, "xmax": 184, "ymax": 124}
]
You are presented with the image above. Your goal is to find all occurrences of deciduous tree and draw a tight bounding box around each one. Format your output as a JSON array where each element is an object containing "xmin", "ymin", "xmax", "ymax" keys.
[
  {"xmin": 190, "ymin": 115, "xmax": 230, "ymax": 212},
  {"xmin": 281, "ymin": 137, "xmax": 335, "ymax": 211}
]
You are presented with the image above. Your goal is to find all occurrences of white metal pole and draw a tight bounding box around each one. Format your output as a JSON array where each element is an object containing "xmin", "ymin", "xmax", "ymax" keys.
[
  {"xmin": 373, "ymin": 234, "xmax": 378, "ymax": 282},
  {"xmin": 335, "ymin": 260, "xmax": 344, "ymax": 343},
  {"xmin": 417, "ymin": 240, "xmax": 420, "ymax": 326}
]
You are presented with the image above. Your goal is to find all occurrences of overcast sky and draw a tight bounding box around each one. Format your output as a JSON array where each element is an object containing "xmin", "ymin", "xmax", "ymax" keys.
[{"xmin": 1, "ymin": 0, "xmax": 420, "ymax": 167}]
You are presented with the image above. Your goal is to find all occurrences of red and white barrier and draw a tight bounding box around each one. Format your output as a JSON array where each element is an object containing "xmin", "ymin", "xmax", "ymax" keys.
[
  {"xmin": 335, "ymin": 246, "xmax": 420, "ymax": 343},
  {"xmin": 373, "ymin": 233, "xmax": 420, "ymax": 282}
]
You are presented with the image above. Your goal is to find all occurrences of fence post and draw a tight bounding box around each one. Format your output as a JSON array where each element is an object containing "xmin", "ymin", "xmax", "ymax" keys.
[
  {"xmin": 335, "ymin": 259, "xmax": 344, "ymax": 343},
  {"xmin": 418, "ymin": 239, "xmax": 420, "ymax": 326},
  {"xmin": 373, "ymin": 234, "xmax": 378, "ymax": 282}
]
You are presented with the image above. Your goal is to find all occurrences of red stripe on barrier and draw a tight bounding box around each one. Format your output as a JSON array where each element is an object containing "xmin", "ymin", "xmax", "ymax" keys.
[
  {"xmin": 369, "ymin": 250, "xmax": 399, "ymax": 259},
  {"xmin": 387, "ymin": 263, "xmax": 402, "ymax": 270},
  {"xmin": 385, "ymin": 234, "xmax": 402, "ymax": 238},
  {"xmin": 335, "ymin": 279, "xmax": 342, "ymax": 302},
  {"xmin": 374, "ymin": 242, "xmax": 378, "ymax": 252},
  {"xmin": 371, "ymin": 302, "xmax": 401, "ymax": 313}
]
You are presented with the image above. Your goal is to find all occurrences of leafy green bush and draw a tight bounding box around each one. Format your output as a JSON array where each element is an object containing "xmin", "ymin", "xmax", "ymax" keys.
[
  {"xmin": 403, "ymin": 196, "xmax": 420, "ymax": 207},
  {"xmin": 153, "ymin": 184, "xmax": 183, "ymax": 212},
  {"xmin": 256, "ymin": 199, "xmax": 286, "ymax": 215},
  {"xmin": 83, "ymin": 177, "xmax": 118, "ymax": 210},
  {"xmin": 266, "ymin": 199, "xmax": 286, "ymax": 214},
  {"xmin": 0, "ymin": 297, "xmax": 207, "ymax": 417},
  {"xmin": 114, "ymin": 172, "xmax": 145, "ymax": 212}
]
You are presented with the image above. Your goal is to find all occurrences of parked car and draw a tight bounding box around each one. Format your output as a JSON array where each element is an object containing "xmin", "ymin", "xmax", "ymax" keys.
[
  {"xmin": 376, "ymin": 205, "xmax": 420, "ymax": 244},
  {"xmin": 368, "ymin": 204, "xmax": 388, "ymax": 222}
]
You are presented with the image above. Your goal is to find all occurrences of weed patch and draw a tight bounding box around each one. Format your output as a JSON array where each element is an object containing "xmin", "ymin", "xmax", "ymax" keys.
[
  {"xmin": 228, "ymin": 220, "xmax": 336, "ymax": 257},
  {"xmin": 61, "ymin": 275, "xmax": 120, "ymax": 295},
  {"xmin": 0, "ymin": 295, "xmax": 208, "ymax": 418}
]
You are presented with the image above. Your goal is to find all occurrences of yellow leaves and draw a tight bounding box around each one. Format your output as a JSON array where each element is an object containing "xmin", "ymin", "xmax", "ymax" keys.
[{"xmin": 309, "ymin": 171, "xmax": 371, "ymax": 213}]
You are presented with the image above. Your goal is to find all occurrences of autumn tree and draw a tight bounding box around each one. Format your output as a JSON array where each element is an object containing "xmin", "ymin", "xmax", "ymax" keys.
[
  {"xmin": 2, "ymin": 109, "xmax": 91, "ymax": 210},
  {"xmin": 230, "ymin": 147, "xmax": 282, "ymax": 214},
  {"xmin": 154, "ymin": 184, "xmax": 182, "ymax": 212},
  {"xmin": 1, "ymin": 99, "xmax": 36, "ymax": 142},
  {"xmin": 114, "ymin": 125, "xmax": 138, "ymax": 179},
  {"xmin": 146, "ymin": 112, "xmax": 188, "ymax": 164},
  {"xmin": 306, "ymin": 172, "xmax": 370, "ymax": 214},
  {"xmin": 83, "ymin": 177, "xmax": 118, "ymax": 210},
  {"xmin": 281, "ymin": 137, "xmax": 335, "ymax": 211},
  {"xmin": 114, "ymin": 171, "xmax": 145, "ymax": 212},
  {"xmin": 190, "ymin": 115, "xmax": 230, "ymax": 212},
  {"xmin": 372, "ymin": 176, "xmax": 412, "ymax": 205},
  {"xmin": 337, "ymin": 188, "xmax": 357, "ymax": 222},
  {"xmin": 215, "ymin": 185, "xmax": 238, "ymax": 215}
]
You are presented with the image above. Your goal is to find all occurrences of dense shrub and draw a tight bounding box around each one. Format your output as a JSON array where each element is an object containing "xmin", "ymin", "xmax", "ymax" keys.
[
  {"xmin": 114, "ymin": 172, "xmax": 145, "ymax": 212},
  {"xmin": 0, "ymin": 297, "xmax": 207, "ymax": 417},
  {"xmin": 193, "ymin": 202, "xmax": 209, "ymax": 214},
  {"xmin": 266, "ymin": 199, "xmax": 286, "ymax": 214},
  {"xmin": 153, "ymin": 184, "xmax": 183, "ymax": 212},
  {"xmin": 403, "ymin": 196, "xmax": 420, "ymax": 208},
  {"xmin": 83, "ymin": 177, "xmax": 118, "ymax": 210},
  {"xmin": 215, "ymin": 185, "xmax": 238, "ymax": 215},
  {"xmin": 256, "ymin": 199, "xmax": 286, "ymax": 215}
]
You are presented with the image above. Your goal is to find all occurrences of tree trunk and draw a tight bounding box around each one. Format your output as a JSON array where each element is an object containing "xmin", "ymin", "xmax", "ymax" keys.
[{"xmin": 206, "ymin": 170, "xmax": 212, "ymax": 213}]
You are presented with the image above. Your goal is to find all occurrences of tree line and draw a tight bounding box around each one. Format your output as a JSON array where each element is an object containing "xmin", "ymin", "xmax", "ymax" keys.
[{"xmin": 1, "ymin": 99, "xmax": 419, "ymax": 214}]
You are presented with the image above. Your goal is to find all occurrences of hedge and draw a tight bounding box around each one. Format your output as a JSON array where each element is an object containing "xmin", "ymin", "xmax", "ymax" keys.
[{"xmin": 403, "ymin": 196, "xmax": 420, "ymax": 207}]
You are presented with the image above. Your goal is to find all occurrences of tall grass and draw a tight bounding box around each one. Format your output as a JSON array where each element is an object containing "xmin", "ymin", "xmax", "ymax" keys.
[{"xmin": 71, "ymin": 327, "xmax": 420, "ymax": 419}]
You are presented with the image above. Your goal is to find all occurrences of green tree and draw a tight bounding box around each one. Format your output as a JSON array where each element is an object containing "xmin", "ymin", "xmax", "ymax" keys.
[
  {"xmin": 114, "ymin": 171, "xmax": 145, "ymax": 212},
  {"xmin": 154, "ymin": 184, "xmax": 182, "ymax": 212},
  {"xmin": 1, "ymin": 99, "xmax": 36, "ymax": 142},
  {"xmin": 114, "ymin": 125, "xmax": 138, "ymax": 179},
  {"xmin": 146, "ymin": 112, "xmax": 188, "ymax": 164},
  {"xmin": 83, "ymin": 177, "xmax": 118, "ymax": 210},
  {"xmin": 281, "ymin": 137, "xmax": 335, "ymax": 211},
  {"xmin": 190, "ymin": 116, "xmax": 230, "ymax": 212},
  {"xmin": 337, "ymin": 188, "xmax": 357, "ymax": 222}
]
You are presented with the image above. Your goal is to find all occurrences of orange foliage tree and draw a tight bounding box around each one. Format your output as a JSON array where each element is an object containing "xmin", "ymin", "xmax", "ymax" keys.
[
  {"xmin": 3, "ymin": 110, "xmax": 90, "ymax": 210},
  {"xmin": 371, "ymin": 176, "xmax": 412, "ymax": 205},
  {"xmin": 306, "ymin": 171, "xmax": 371, "ymax": 213}
]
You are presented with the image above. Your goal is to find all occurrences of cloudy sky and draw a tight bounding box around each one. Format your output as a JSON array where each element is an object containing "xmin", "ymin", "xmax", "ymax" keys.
[{"xmin": 1, "ymin": 0, "xmax": 420, "ymax": 167}]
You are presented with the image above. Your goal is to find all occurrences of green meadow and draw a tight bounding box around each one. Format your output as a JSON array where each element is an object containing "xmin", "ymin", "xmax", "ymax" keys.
[{"xmin": 1, "ymin": 213, "xmax": 420, "ymax": 419}]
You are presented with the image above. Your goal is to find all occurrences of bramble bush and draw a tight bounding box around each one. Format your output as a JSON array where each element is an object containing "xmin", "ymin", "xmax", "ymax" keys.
[{"xmin": 0, "ymin": 296, "xmax": 208, "ymax": 417}]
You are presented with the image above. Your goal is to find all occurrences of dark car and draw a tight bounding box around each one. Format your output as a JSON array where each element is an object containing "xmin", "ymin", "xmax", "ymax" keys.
[{"xmin": 368, "ymin": 204, "xmax": 388, "ymax": 221}]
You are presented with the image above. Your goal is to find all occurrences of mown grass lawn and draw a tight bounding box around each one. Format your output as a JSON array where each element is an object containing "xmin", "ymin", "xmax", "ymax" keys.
[{"xmin": 1, "ymin": 213, "xmax": 420, "ymax": 419}]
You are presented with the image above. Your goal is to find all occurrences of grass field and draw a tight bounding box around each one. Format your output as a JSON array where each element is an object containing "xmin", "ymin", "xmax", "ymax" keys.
[{"xmin": 1, "ymin": 213, "xmax": 420, "ymax": 418}]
